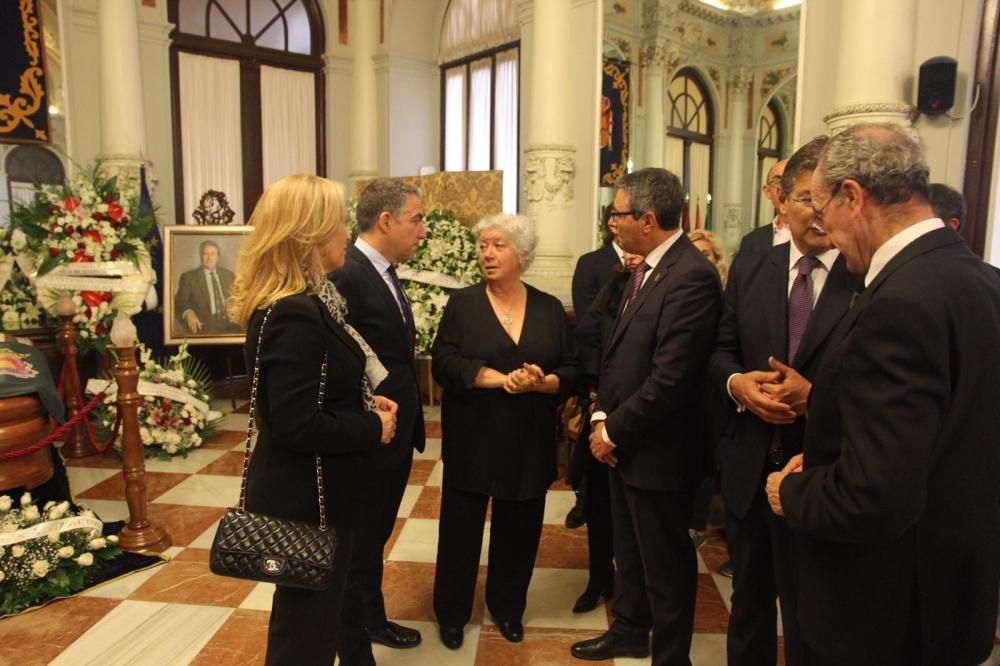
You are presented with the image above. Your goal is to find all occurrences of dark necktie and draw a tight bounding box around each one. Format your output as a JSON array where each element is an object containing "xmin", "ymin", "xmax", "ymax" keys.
[
  {"xmin": 787, "ymin": 255, "xmax": 821, "ymax": 362},
  {"xmin": 386, "ymin": 264, "xmax": 416, "ymax": 348},
  {"xmin": 210, "ymin": 271, "xmax": 226, "ymax": 323},
  {"xmin": 621, "ymin": 262, "xmax": 649, "ymax": 315}
]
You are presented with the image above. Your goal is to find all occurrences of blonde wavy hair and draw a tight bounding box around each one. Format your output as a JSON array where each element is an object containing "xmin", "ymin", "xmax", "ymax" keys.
[
  {"xmin": 688, "ymin": 229, "xmax": 729, "ymax": 288},
  {"xmin": 228, "ymin": 174, "xmax": 347, "ymax": 325}
]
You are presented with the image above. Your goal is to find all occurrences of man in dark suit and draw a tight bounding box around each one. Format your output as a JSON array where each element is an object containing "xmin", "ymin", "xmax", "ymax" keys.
[
  {"xmin": 710, "ymin": 136, "xmax": 862, "ymax": 666},
  {"xmin": 767, "ymin": 124, "xmax": 1000, "ymax": 665},
  {"xmin": 738, "ymin": 159, "xmax": 790, "ymax": 258},
  {"xmin": 331, "ymin": 179, "xmax": 427, "ymax": 665},
  {"xmin": 173, "ymin": 240, "xmax": 239, "ymax": 335},
  {"xmin": 570, "ymin": 168, "xmax": 722, "ymax": 664}
]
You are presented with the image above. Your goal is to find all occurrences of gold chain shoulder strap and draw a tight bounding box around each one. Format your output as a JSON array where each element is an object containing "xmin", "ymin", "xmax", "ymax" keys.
[{"xmin": 237, "ymin": 302, "xmax": 330, "ymax": 531}]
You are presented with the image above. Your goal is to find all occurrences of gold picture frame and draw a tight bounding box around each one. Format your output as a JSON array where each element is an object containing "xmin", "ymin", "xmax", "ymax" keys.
[{"xmin": 163, "ymin": 225, "xmax": 251, "ymax": 346}]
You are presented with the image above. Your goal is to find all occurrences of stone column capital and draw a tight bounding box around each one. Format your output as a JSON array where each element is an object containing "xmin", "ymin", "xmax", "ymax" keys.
[
  {"xmin": 641, "ymin": 40, "xmax": 681, "ymax": 73},
  {"xmin": 823, "ymin": 102, "xmax": 916, "ymax": 135},
  {"xmin": 728, "ymin": 67, "xmax": 753, "ymax": 93},
  {"xmin": 523, "ymin": 145, "xmax": 577, "ymax": 207}
]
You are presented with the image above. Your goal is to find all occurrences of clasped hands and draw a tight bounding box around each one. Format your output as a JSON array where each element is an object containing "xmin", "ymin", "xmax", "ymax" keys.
[
  {"xmin": 374, "ymin": 395, "xmax": 398, "ymax": 444},
  {"xmin": 730, "ymin": 356, "xmax": 811, "ymax": 424},
  {"xmin": 589, "ymin": 421, "xmax": 618, "ymax": 468},
  {"xmin": 503, "ymin": 363, "xmax": 546, "ymax": 394}
]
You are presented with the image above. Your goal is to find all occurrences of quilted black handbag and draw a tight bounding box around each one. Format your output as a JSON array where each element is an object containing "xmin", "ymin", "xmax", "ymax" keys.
[{"xmin": 209, "ymin": 303, "xmax": 336, "ymax": 590}]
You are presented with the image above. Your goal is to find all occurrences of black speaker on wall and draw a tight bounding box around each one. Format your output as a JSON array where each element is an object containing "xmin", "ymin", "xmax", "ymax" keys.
[{"xmin": 917, "ymin": 56, "xmax": 958, "ymax": 116}]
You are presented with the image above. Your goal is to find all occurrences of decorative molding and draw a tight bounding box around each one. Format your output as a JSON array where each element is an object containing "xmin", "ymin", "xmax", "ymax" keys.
[
  {"xmin": 759, "ymin": 66, "xmax": 794, "ymax": 100},
  {"xmin": 324, "ymin": 54, "xmax": 354, "ymax": 75},
  {"xmin": 641, "ymin": 39, "xmax": 681, "ymax": 71},
  {"xmin": 523, "ymin": 145, "xmax": 577, "ymax": 206},
  {"xmin": 728, "ymin": 66, "xmax": 753, "ymax": 92},
  {"xmin": 823, "ymin": 102, "xmax": 915, "ymax": 123}
]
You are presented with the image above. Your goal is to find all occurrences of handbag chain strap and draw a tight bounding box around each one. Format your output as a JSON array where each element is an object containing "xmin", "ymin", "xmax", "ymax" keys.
[{"xmin": 237, "ymin": 302, "xmax": 330, "ymax": 531}]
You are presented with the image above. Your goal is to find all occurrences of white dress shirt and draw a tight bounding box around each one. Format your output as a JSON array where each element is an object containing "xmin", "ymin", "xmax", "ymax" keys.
[
  {"xmin": 772, "ymin": 215, "xmax": 791, "ymax": 246},
  {"xmin": 865, "ymin": 218, "xmax": 945, "ymax": 287},
  {"xmin": 354, "ymin": 237, "xmax": 407, "ymax": 323}
]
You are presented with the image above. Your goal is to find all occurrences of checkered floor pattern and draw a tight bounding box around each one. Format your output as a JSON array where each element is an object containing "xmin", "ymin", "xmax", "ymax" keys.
[{"xmin": 1, "ymin": 399, "xmax": 997, "ymax": 666}]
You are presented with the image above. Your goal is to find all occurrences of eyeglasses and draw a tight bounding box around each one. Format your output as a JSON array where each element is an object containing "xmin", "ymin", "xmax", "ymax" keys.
[{"xmin": 607, "ymin": 208, "xmax": 643, "ymax": 219}]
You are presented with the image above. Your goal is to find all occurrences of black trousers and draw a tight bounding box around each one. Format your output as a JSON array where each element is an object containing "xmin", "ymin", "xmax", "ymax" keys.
[
  {"xmin": 337, "ymin": 449, "xmax": 413, "ymax": 666},
  {"xmin": 583, "ymin": 457, "xmax": 614, "ymax": 591},
  {"xmin": 609, "ymin": 471, "xmax": 697, "ymax": 666},
  {"xmin": 264, "ymin": 528, "xmax": 356, "ymax": 665},
  {"xmin": 725, "ymin": 473, "xmax": 803, "ymax": 666},
  {"xmin": 433, "ymin": 483, "xmax": 545, "ymax": 627}
]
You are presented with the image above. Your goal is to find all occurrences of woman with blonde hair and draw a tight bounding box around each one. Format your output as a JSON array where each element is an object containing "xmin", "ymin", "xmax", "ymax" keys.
[
  {"xmin": 228, "ymin": 173, "xmax": 397, "ymax": 664},
  {"xmin": 689, "ymin": 229, "xmax": 729, "ymax": 287}
]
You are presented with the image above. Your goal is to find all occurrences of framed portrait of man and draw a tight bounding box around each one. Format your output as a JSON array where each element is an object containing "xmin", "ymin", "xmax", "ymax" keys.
[{"xmin": 163, "ymin": 225, "xmax": 251, "ymax": 346}]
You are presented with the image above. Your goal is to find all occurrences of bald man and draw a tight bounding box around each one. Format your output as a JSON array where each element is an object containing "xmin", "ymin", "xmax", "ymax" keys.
[{"xmin": 739, "ymin": 159, "xmax": 790, "ymax": 257}]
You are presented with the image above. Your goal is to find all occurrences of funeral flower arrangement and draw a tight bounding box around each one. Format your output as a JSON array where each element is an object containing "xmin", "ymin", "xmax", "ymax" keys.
[
  {"xmin": 0, "ymin": 226, "xmax": 45, "ymax": 331},
  {"xmin": 398, "ymin": 209, "xmax": 481, "ymax": 354},
  {"xmin": 89, "ymin": 343, "xmax": 220, "ymax": 460},
  {"xmin": 10, "ymin": 163, "xmax": 155, "ymax": 354},
  {"xmin": 0, "ymin": 492, "xmax": 122, "ymax": 616}
]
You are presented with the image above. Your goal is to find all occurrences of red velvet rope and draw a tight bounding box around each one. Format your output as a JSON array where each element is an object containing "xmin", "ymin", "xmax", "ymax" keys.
[{"xmin": 0, "ymin": 390, "xmax": 109, "ymax": 461}]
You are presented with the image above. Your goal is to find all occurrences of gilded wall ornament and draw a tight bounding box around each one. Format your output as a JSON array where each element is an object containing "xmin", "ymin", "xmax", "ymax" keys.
[{"xmin": 0, "ymin": 0, "xmax": 49, "ymax": 144}]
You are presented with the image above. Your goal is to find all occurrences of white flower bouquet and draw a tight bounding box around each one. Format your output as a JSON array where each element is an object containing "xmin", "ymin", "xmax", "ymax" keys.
[
  {"xmin": 0, "ymin": 492, "xmax": 122, "ymax": 616},
  {"xmin": 90, "ymin": 343, "xmax": 218, "ymax": 460},
  {"xmin": 399, "ymin": 210, "xmax": 481, "ymax": 354},
  {"xmin": 0, "ymin": 226, "xmax": 45, "ymax": 331}
]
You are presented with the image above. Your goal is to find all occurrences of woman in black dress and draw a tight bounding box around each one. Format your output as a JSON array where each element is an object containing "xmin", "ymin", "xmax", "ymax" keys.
[
  {"xmin": 227, "ymin": 174, "xmax": 397, "ymax": 664},
  {"xmin": 431, "ymin": 213, "xmax": 577, "ymax": 649}
]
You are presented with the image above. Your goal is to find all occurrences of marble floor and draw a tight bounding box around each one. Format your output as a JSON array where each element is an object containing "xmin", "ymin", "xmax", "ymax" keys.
[{"xmin": 1, "ymin": 400, "xmax": 998, "ymax": 666}]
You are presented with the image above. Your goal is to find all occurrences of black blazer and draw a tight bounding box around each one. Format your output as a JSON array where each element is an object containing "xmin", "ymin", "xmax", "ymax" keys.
[
  {"xmin": 331, "ymin": 244, "xmax": 425, "ymax": 471},
  {"xmin": 737, "ymin": 223, "xmax": 775, "ymax": 258},
  {"xmin": 243, "ymin": 294, "xmax": 382, "ymax": 530},
  {"xmin": 709, "ymin": 243, "xmax": 861, "ymax": 519},
  {"xmin": 596, "ymin": 233, "xmax": 722, "ymax": 492},
  {"xmin": 571, "ymin": 244, "xmax": 621, "ymax": 320},
  {"xmin": 780, "ymin": 228, "xmax": 1000, "ymax": 665},
  {"xmin": 431, "ymin": 283, "xmax": 577, "ymax": 500}
]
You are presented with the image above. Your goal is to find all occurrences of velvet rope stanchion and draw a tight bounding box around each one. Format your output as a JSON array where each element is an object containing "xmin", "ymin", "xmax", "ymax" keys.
[
  {"xmin": 109, "ymin": 313, "xmax": 171, "ymax": 553},
  {"xmin": 56, "ymin": 296, "xmax": 97, "ymax": 458}
]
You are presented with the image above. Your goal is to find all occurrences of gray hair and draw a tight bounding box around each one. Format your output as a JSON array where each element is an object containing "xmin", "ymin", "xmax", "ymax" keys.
[
  {"xmin": 356, "ymin": 178, "xmax": 423, "ymax": 232},
  {"xmin": 473, "ymin": 213, "xmax": 538, "ymax": 272},
  {"xmin": 817, "ymin": 124, "xmax": 929, "ymax": 205},
  {"xmin": 616, "ymin": 168, "xmax": 684, "ymax": 230},
  {"xmin": 781, "ymin": 135, "xmax": 829, "ymax": 195}
]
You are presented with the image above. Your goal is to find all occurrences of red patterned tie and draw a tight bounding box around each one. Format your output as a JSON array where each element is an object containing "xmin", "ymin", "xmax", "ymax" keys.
[{"xmin": 787, "ymin": 255, "xmax": 820, "ymax": 362}]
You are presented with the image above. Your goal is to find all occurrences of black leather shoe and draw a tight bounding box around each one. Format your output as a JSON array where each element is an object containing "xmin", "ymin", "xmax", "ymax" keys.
[
  {"xmin": 439, "ymin": 625, "xmax": 464, "ymax": 650},
  {"xmin": 565, "ymin": 497, "xmax": 586, "ymax": 529},
  {"xmin": 367, "ymin": 621, "xmax": 421, "ymax": 649},
  {"xmin": 572, "ymin": 582, "xmax": 613, "ymax": 613},
  {"xmin": 571, "ymin": 630, "xmax": 649, "ymax": 660},
  {"xmin": 497, "ymin": 619, "xmax": 524, "ymax": 643}
]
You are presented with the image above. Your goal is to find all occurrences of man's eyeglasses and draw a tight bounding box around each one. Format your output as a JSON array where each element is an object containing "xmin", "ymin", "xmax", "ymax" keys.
[{"xmin": 607, "ymin": 209, "xmax": 643, "ymax": 219}]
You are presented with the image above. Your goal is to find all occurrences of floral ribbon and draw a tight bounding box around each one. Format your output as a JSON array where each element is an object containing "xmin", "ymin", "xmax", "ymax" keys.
[
  {"xmin": 0, "ymin": 515, "xmax": 103, "ymax": 547},
  {"xmin": 85, "ymin": 378, "xmax": 222, "ymax": 422}
]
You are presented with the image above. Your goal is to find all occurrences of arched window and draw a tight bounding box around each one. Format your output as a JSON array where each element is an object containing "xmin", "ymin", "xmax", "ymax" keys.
[
  {"xmin": 440, "ymin": 0, "xmax": 520, "ymax": 213},
  {"xmin": 168, "ymin": 0, "xmax": 325, "ymax": 224},
  {"xmin": 5, "ymin": 146, "xmax": 65, "ymax": 207},
  {"xmin": 665, "ymin": 69, "xmax": 713, "ymax": 223},
  {"xmin": 755, "ymin": 99, "xmax": 784, "ymax": 228}
]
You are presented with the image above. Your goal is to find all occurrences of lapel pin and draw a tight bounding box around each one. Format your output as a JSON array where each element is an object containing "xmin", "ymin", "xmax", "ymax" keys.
[{"xmin": 653, "ymin": 273, "xmax": 663, "ymax": 283}]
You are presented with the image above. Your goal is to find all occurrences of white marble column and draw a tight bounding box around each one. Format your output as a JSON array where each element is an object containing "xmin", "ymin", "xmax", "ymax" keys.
[
  {"xmin": 825, "ymin": 0, "xmax": 917, "ymax": 133},
  {"xmin": 96, "ymin": 0, "xmax": 147, "ymax": 191},
  {"xmin": 644, "ymin": 64, "xmax": 665, "ymax": 168},
  {"xmin": 349, "ymin": 0, "xmax": 378, "ymax": 180},
  {"xmin": 519, "ymin": 0, "xmax": 576, "ymax": 300},
  {"xmin": 722, "ymin": 67, "xmax": 752, "ymax": 249}
]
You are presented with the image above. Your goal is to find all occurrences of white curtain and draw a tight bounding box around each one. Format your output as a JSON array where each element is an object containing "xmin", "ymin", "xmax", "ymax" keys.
[
  {"xmin": 689, "ymin": 142, "xmax": 711, "ymax": 227},
  {"xmin": 440, "ymin": 0, "xmax": 518, "ymax": 63},
  {"xmin": 260, "ymin": 65, "xmax": 316, "ymax": 188},
  {"xmin": 494, "ymin": 48, "xmax": 519, "ymax": 213},
  {"xmin": 664, "ymin": 136, "xmax": 684, "ymax": 180},
  {"xmin": 178, "ymin": 52, "xmax": 243, "ymax": 224},
  {"xmin": 444, "ymin": 67, "xmax": 467, "ymax": 172},
  {"xmin": 468, "ymin": 58, "xmax": 492, "ymax": 171}
]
